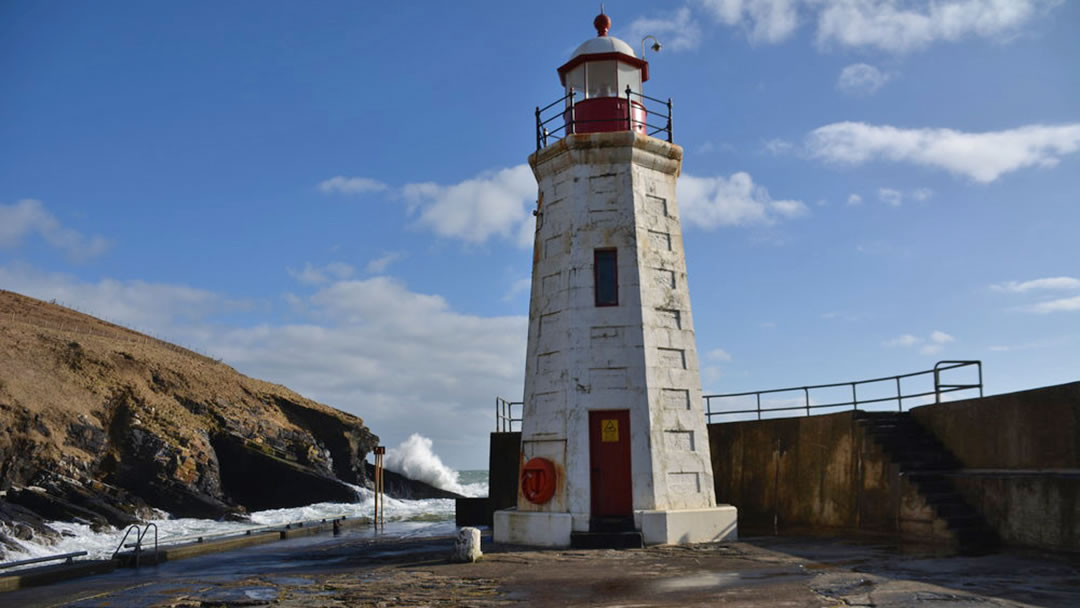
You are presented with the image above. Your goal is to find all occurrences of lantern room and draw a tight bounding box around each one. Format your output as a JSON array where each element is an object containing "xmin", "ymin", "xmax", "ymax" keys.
[{"xmin": 556, "ymin": 13, "xmax": 651, "ymax": 136}]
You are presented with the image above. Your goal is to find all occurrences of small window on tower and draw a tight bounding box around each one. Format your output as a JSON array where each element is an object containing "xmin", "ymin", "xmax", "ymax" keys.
[{"xmin": 594, "ymin": 249, "xmax": 618, "ymax": 307}]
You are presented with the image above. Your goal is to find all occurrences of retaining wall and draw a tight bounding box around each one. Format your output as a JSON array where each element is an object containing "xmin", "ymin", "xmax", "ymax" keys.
[
  {"xmin": 911, "ymin": 382, "xmax": 1080, "ymax": 551},
  {"xmin": 709, "ymin": 382, "xmax": 1080, "ymax": 551}
]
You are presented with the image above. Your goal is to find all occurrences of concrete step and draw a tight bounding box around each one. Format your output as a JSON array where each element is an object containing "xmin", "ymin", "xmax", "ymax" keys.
[
  {"xmin": 570, "ymin": 531, "xmax": 644, "ymax": 550},
  {"xmin": 861, "ymin": 412, "xmax": 999, "ymax": 555}
]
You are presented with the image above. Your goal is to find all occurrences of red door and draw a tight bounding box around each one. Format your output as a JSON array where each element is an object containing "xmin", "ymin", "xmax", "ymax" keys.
[{"xmin": 589, "ymin": 410, "xmax": 632, "ymax": 517}]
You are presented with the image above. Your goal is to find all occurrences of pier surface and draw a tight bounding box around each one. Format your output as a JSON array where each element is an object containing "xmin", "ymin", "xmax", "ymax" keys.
[{"xmin": 5, "ymin": 531, "xmax": 1079, "ymax": 607}]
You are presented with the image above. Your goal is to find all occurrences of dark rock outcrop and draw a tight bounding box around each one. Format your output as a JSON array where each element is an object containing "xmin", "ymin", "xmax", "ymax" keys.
[{"xmin": 0, "ymin": 290, "xmax": 385, "ymax": 551}]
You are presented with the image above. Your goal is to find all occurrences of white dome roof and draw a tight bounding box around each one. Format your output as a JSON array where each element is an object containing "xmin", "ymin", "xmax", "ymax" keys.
[{"xmin": 570, "ymin": 35, "xmax": 636, "ymax": 59}]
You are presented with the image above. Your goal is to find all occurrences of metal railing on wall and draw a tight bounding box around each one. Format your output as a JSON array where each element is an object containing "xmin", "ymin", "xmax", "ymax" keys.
[
  {"xmin": 495, "ymin": 361, "xmax": 983, "ymax": 431},
  {"xmin": 534, "ymin": 87, "xmax": 673, "ymax": 151},
  {"xmin": 495, "ymin": 397, "xmax": 522, "ymax": 432},
  {"xmin": 704, "ymin": 360, "xmax": 983, "ymax": 423},
  {"xmin": 625, "ymin": 86, "xmax": 672, "ymax": 142}
]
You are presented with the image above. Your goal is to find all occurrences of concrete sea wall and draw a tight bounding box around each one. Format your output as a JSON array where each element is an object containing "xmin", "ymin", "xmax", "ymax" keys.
[
  {"xmin": 911, "ymin": 382, "xmax": 1080, "ymax": 551},
  {"xmin": 486, "ymin": 382, "xmax": 1079, "ymax": 551},
  {"xmin": 706, "ymin": 411, "xmax": 954, "ymax": 542},
  {"xmin": 709, "ymin": 382, "xmax": 1080, "ymax": 551}
]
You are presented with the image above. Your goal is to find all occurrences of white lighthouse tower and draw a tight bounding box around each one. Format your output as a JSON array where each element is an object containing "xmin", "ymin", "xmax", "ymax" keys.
[{"xmin": 494, "ymin": 12, "xmax": 737, "ymax": 547}]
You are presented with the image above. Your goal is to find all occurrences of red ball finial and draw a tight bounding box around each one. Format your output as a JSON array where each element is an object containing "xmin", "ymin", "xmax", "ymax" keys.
[{"xmin": 594, "ymin": 12, "xmax": 611, "ymax": 37}]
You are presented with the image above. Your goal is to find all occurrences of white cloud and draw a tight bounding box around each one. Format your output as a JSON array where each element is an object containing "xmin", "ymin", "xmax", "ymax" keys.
[
  {"xmin": 0, "ymin": 264, "xmax": 242, "ymax": 332},
  {"xmin": 501, "ymin": 277, "xmax": 532, "ymax": 302},
  {"xmin": 0, "ymin": 199, "xmax": 109, "ymax": 261},
  {"xmin": 930, "ymin": 330, "xmax": 954, "ymax": 344},
  {"xmin": 366, "ymin": 252, "xmax": 402, "ymax": 275},
  {"xmin": 402, "ymin": 165, "xmax": 535, "ymax": 247},
  {"xmin": 318, "ymin": 176, "xmax": 388, "ymax": 195},
  {"xmin": 815, "ymin": 0, "xmax": 1058, "ymax": 53},
  {"xmin": 287, "ymin": 262, "xmax": 355, "ymax": 285},
  {"xmin": 885, "ymin": 330, "xmax": 955, "ymax": 354},
  {"xmin": 991, "ymin": 277, "xmax": 1080, "ymax": 293},
  {"xmin": 807, "ymin": 122, "xmax": 1080, "ymax": 182},
  {"xmin": 699, "ymin": 0, "xmax": 801, "ymax": 43},
  {"xmin": 209, "ymin": 277, "xmax": 528, "ymax": 466},
  {"xmin": 837, "ymin": 63, "xmax": 891, "ymax": 95},
  {"xmin": 884, "ymin": 333, "xmax": 922, "ymax": 347},
  {"xmin": 627, "ymin": 7, "xmax": 704, "ymax": 52},
  {"xmin": 911, "ymin": 187, "xmax": 934, "ymax": 201},
  {"xmin": 707, "ymin": 348, "xmax": 733, "ymax": 361},
  {"xmin": 763, "ymin": 138, "xmax": 795, "ymax": 155},
  {"xmin": 695, "ymin": 0, "xmax": 1059, "ymax": 51},
  {"xmin": 877, "ymin": 187, "xmax": 903, "ymax": 206},
  {"xmin": 1022, "ymin": 296, "xmax": 1080, "ymax": 314},
  {"xmin": 679, "ymin": 171, "xmax": 808, "ymax": 228},
  {"xmin": 846, "ymin": 193, "xmax": 863, "ymax": 206}
]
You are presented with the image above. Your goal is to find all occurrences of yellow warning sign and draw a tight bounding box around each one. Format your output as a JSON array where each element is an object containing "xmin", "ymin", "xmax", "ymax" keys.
[{"xmin": 601, "ymin": 419, "xmax": 619, "ymax": 442}]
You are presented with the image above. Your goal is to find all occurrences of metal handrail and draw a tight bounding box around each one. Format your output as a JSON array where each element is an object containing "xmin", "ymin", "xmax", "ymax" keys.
[
  {"xmin": 495, "ymin": 397, "xmax": 522, "ymax": 432},
  {"xmin": 625, "ymin": 86, "xmax": 673, "ymax": 142},
  {"xmin": 534, "ymin": 87, "xmax": 674, "ymax": 151},
  {"xmin": 112, "ymin": 523, "xmax": 157, "ymax": 567},
  {"xmin": 0, "ymin": 551, "xmax": 87, "ymax": 570},
  {"xmin": 122, "ymin": 515, "xmax": 350, "ymax": 549},
  {"xmin": 111, "ymin": 525, "xmax": 142, "ymax": 560},
  {"xmin": 704, "ymin": 360, "xmax": 983, "ymax": 422},
  {"xmin": 536, "ymin": 90, "xmax": 575, "ymax": 150}
]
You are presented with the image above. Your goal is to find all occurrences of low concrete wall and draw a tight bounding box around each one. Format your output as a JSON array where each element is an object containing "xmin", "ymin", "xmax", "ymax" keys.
[
  {"xmin": 911, "ymin": 382, "xmax": 1080, "ymax": 551},
  {"xmin": 911, "ymin": 382, "xmax": 1080, "ymax": 469},
  {"xmin": 707, "ymin": 411, "xmax": 945, "ymax": 541}
]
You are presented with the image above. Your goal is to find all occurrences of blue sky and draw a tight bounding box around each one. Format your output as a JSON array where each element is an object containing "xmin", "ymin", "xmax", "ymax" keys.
[{"xmin": 2, "ymin": 1, "xmax": 1078, "ymax": 469}]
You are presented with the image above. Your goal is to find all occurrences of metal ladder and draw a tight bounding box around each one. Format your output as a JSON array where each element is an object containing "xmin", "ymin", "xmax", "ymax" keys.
[{"xmin": 111, "ymin": 522, "xmax": 158, "ymax": 567}]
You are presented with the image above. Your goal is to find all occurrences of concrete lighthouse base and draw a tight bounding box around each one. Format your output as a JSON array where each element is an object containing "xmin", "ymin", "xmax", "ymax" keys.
[
  {"xmin": 494, "ymin": 506, "xmax": 738, "ymax": 547},
  {"xmin": 637, "ymin": 506, "xmax": 739, "ymax": 545},
  {"xmin": 493, "ymin": 509, "xmax": 572, "ymax": 547}
]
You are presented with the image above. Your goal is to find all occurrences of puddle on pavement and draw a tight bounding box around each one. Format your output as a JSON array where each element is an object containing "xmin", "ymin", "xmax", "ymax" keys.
[
  {"xmin": 654, "ymin": 567, "xmax": 808, "ymax": 592},
  {"xmin": 192, "ymin": 585, "xmax": 279, "ymax": 604},
  {"xmin": 264, "ymin": 575, "xmax": 314, "ymax": 586}
]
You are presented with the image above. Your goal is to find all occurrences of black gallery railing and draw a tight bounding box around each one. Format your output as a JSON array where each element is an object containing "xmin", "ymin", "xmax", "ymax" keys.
[
  {"xmin": 495, "ymin": 361, "xmax": 983, "ymax": 431},
  {"xmin": 535, "ymin": 86, "xmax": 673, "ymax": 151}
]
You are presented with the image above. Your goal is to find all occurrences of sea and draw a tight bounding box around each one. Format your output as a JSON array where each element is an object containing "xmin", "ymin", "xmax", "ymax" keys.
[{"xmin": 0, "ymin": 435, "xmax": 488, "ymax": 564}]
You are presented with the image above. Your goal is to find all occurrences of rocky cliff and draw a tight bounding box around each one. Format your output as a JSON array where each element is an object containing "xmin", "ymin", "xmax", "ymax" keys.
[{"xmin": 0, "ymin": 290, "xmax": 389, "ymax": 553}]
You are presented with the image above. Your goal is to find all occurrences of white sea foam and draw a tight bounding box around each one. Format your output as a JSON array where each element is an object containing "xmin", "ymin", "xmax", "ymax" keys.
[
  {"xmin": 384, "ymin": 434, "xmax": 485, "ymax": 497},
  {"xmin": 1, "ymin": 436, "xmax": 486, "ymax": 565},
  {"xmin": 0, "ymin": 473, "xmax": 488, "ymax": 565}
]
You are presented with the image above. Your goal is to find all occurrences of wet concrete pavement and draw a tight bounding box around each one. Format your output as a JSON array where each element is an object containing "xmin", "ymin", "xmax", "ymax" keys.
[{"xmin": 4, "ymin": 531, "xmax": 1079, "ymax": 607}]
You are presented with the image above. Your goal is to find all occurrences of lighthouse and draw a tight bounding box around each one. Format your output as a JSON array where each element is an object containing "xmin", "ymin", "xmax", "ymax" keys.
[{"xmin": 493, "ymin": 13, "xmax": 738, "ymax": 547}]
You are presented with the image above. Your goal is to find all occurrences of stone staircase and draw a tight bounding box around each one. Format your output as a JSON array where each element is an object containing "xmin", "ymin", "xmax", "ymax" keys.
[{"xmin": 858, "ymin": 412, "xmax": 998, "ymax": 554}]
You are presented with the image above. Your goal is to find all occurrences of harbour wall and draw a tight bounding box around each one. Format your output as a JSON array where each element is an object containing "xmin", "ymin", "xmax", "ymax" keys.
[{"xmin": 485, "ymin": 382, "xmax": 1080, "ymax": 551}]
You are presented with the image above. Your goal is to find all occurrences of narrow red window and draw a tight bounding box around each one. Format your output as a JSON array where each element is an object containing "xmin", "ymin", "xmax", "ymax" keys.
[{"xmin": 594, "ymin": 248, "xmax": 618, "ymax": 307}]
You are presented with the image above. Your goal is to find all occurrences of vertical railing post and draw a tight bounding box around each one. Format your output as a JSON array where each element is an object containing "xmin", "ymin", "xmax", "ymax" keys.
[
  {"xmin": 625, "ymin": 85, "xmax": 632, "ymax": 132},
  {"xmin": 804, "ymin": 387, "xmax": 810, "ymax": 416},
  {"xmin": 896, "ymin": 376, "xmax": 903, "ymax": 411},
  {"xmin": 851, "ymin": 383, "xmax": 857, "ymax": 410},
  {"xmin": 934, "ymin": 367, "xmax": 941, "ymax": 404},
  {"xmin": 568, "ymin": 89, "xmax": 576, "ymax": 136},
  {"xmin": 666, "ymin": 97, "xmax": 673, "ymax": 143},
  {"xmin": 535, "ymin": 106, "xmax": 541, "ymax": 151},
  {"xmin": 977, "ymin": 362, "xmax": 984, "ymax": 398},
  {"xmin": 756, "ymin": 393, "xmax": 762, "ymax": 420}
]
